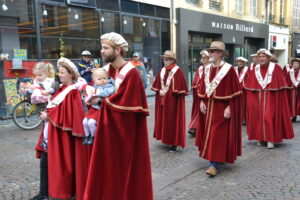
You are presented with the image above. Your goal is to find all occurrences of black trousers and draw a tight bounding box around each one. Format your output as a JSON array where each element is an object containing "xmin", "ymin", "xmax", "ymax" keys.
[{"xmin": 40, "ymin": 151, "xmax": 48, "ymax": 196}]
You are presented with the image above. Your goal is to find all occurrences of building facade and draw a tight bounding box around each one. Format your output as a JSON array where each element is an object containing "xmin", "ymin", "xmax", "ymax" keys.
[{"xmin": 0, "ymin": 0, "xmax": 170, "ymax": 118}]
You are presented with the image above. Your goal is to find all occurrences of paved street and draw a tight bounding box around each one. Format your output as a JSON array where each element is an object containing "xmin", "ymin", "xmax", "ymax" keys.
[{"xmin": 0, "ymin": 96, "xmax": 300, "ymax": 200}]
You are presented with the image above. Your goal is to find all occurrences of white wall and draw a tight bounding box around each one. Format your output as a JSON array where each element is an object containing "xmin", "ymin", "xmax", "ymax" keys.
[{"xmin": 131, "ymin": 0, "xmax": 170, "ymax": 8}]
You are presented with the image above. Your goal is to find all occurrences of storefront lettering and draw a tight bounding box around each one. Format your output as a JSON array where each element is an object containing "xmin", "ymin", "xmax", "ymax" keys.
[{"xmin": 211, "ymin": 22, "xmax": 254, "ymax": 33}]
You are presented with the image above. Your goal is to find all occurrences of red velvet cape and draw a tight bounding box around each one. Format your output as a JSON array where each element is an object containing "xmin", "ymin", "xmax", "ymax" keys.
[
  {"xmin": 244, "ymin": 63, "xmax": 294, "ymax": 142},
  {"xmin": 286, "ymin": 69, "xmax": 300, "ymax": 116},
  {"xmin": 151, "ymin": 66, "xmax": 188, "ymax": 148},
  {"xmin": 39, "ymin": 85, "xmax": 92, "ymax": 200},
  {"xmin": 195, "ymin": 65, "xmax": 242, "ymax": 164},
  {"xmin": 189, "ymin": 67, "xmax": 201, "ymax": 130},
  {"xmin": 83, "ymin": 66, "xmax": 153, "ymax": 200}
]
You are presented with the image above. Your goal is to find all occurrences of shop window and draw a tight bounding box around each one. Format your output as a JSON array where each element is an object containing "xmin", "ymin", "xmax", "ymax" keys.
[
  {"xmin": 0, "ymin": 0, "xmax": 37, "ymax": 59},
  {"xmin": 156, "ymin": 6, "xmax": 170, "ymax": 19},
  {"xmin": 140, "ymin": 4, "xmax": 155, "ymax": 17},
  {"xmin": 96, "ymin": 0, "xmax": 119, "ymax": 11},
  {"xmin": 121, "ymin": 0, "xmax": 139, "ymax": 14},
  {"xmin": 101, "ymin": 11, "xmax": 119, "ymax": 34},
  {"xmin": 39, "ymin": 5, "xmax": 100, "ymax": 59}
]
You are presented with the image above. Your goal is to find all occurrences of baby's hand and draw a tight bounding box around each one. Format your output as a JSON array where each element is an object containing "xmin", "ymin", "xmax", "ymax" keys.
[{"xmin": 41, "ymin": 90, "xmax": 50, "ymax": 96}]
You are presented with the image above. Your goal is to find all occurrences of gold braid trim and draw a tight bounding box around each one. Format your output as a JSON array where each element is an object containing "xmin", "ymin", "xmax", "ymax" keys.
[
  {"xmin": 151, "ymin": 87, "xmax": 160, "ymax": 91},
  {"xmin": 105, "ymin": 98, "xmax": 149, "ymax": 113},
  {"xmin": 171, "ymin": 78, "xmax": 188, "ymax": 95},
  {"xmin": 197, "ymin": 91, "xmax": 242, "ymax": 100},
  {"xmin": 244, "ymin": 86, "xmax": 289, "ymax": 92},
  {"xmin": 48, "ymin": 118, "xmax": 84, "ymax": 137}
]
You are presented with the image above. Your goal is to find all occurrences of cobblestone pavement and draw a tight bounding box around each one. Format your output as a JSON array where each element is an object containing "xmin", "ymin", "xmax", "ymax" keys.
[{"xmin": 0, "ymin": 96, "xmax": 300, "ymax": 200}]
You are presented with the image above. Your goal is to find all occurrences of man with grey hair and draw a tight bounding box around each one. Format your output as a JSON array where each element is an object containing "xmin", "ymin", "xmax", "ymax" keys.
[
  {"xmin": 195, "ymin": 41, "xmax": 242, "ymax": 176},
  {"xmin": 83, "ymin": 32, "xmax": 153, "ymax": 200},
  {"xmin": 244, "ymin": 48, "xmax": 294, "ymax": 149}
]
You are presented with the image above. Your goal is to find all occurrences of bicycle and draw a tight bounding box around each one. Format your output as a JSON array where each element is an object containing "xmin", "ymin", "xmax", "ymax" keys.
[{"xmin": 12, "ymin": 77, "xmax": 43, "ymax": 130}]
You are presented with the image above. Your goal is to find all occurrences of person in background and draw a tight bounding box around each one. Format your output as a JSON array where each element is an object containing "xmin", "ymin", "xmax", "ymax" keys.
[
  {"xmin": 152, "ymin": 50, "xmax": 188, "ymax": 152},
  {"xmin": 244, "ymin": 48, "xmax": 294, "ymax": 149},
  {"xmin": 77, "ymin": 50, "xmax": 95, "ymax": 84},
  {"xmin": 286, "ymin": 58, "xmax": 300, "ymax": 122},
  {"xmin": 188, "ymin": 50, "xmax": 210, "ymax": 136},
  {"xmin": 131, "ymin": 52, "xmax": 148, "ymax": 88},
  {"xmin": 249, "ymin": 53, "xmax": 259, "ymax": 71}
]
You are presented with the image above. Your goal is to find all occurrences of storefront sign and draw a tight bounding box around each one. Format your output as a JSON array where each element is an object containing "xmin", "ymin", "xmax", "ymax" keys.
[
  {"xmin": 12, "ymin": 58, "xmax": 23, "ymax": 69},
  {"xmin": 13, "ymin": 49, "xmax": 27, "ymax": 60},
  {"xmin": 211, "ymin": 22, "xmax": 254, "ymax": 33}
]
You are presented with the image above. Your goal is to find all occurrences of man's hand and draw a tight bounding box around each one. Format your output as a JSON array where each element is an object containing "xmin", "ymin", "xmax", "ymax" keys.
[
  {"xmin": 200, "ymin": 100, "xmax": 207, "ymax": 115},
  {"xmin": 224, "ymin": 105, "xmax": 230, "ymax": 119},
  {"xmin": 39, "ymin": 111, "xmax": 48, "ymax": 121}
]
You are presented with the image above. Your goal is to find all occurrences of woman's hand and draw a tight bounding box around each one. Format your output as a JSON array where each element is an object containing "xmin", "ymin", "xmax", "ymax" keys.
[
  {"xmin": 224, "ymin": 105, "xmax": 230, "ymax": 119},
  {"xmin": 39, "ymin": 111, "xmax": 48, "ymax": 121},
  {"xmin": 200, "ymin": 100, "xmax": 207, "ymax": 115}
]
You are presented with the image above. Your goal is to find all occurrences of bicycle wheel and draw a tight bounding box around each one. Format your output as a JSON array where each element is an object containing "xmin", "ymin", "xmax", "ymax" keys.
[{"xmin": 12, "ymin": 100, "xmax": 42, "ymax": 130}]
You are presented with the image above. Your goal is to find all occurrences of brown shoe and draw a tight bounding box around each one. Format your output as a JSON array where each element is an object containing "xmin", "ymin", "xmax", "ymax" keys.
[{"xmin": 206, "ymin": 166, "xmax": 217, "ymax": 176}]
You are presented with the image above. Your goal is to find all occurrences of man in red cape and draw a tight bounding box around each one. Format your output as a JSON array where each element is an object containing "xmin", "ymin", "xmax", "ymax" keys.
[
  {"xmin": 151, "ymin": 50, "xmax": 188, "ymax": 152},
  {"xmin": 244, "ymin": 48, "xmax": 294, "ymax": 149},
  {"xmin": 195, "ymin": 41, "xmax": 242, "ymax": 177},
  {"xmin": 33, "ymin": 58, "xmax": 91, "ymax": 200},
  {"xmin": 234, "ymin": 56, "xmax": 249, "ymax": 122},
  {"xmin": 188, "ymin": 50, "xmax": 210, "ymax": 137},
  {"xmin": 286, "ymin": 58, "xmax": 300, "ymax": 122},
  {"xmin": 83, "ymin": 32, "xmax": 153, "ymax": 200}
]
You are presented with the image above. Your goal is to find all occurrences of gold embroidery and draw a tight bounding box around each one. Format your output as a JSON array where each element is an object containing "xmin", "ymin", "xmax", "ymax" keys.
[
  {"xmin": 105, "ymin": 98, "xmax": 149, "ymax": 113},
  {"xmin": 244, "ymin": 86, "xmax": 289, "ymax": 91},
  {"xmin": 171, "ymin": 78, "xmax": 188, "ymax": 94},
  {"xmin": 197, "ymin": 91, "xmax": 242, "ymax": 99},
  {"xmin": 48, "ymin": 119, "xmax": 84, "ymax": 137}
]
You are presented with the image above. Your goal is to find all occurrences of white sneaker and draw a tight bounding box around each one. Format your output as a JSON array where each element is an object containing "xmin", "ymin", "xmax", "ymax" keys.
[{"xmin": 267, "ymin": 142, "xmax": 274, "ymax": 149}]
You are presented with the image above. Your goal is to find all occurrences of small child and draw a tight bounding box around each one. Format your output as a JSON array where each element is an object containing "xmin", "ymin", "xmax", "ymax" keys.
[
  {"xmin": 30, "ymin": 62, "xmax": 55, "ymax": 200},
  {"xmin": 82, "ymin": 68, "xmax": 115, "ymax": 145},
  {"xmin": 31, "ymin": 62, "xmax": 56, "ymax": 150}
]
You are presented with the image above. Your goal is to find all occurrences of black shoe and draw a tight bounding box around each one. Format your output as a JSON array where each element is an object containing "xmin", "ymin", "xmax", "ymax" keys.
[
  {"xmin": 87, "ymin": 136, "xmax": 94, "ymax": 145},
  {"xmin": 292, "ymin": 117, "xmax": 297, "ymax": 122},
  {"xmin": 188, "ymin": 129, "xmax": 196, "ymax": 137},
  {"xmin": 30, "ymin": 193, "xmax": 48, "ymax": 200},
  {"xmin": 82, "ymin": 136, "xmax": 89, "ymax": 145},
  {"xmin": 169, "ymin": 145, "xmax": 177, "ymax": 153}
]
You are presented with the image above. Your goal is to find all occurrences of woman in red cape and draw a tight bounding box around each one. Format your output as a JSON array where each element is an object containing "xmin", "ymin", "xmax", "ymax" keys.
[
  {"xmin": 151, "ymin": 50, "xmax": 188, "ymax": 152},
  {"xmin": 83, "ymin": 32, "xmax": 153, "ymax": 200},
  {"xmin": 34, "ymin": 58, "xmax": 91, "ymax": 200},
  {"xmin": 188, "ymin": 50, "xmax": 209, "ymax": 136},
  {"xmin": 244, "ymin": 49, "xmax": 294, "ymax": 149},
  {"xmin": 195, "ymin": 41, "xmax": 242, "ymax": 177}
]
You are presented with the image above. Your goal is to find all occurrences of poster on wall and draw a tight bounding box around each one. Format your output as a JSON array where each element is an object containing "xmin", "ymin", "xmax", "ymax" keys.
[
  {"xmin": 3, "ymin": 79, "xmax": 19, "ymax": 115},
  {"xmin": 13, "ymin": 49, "xmax": 27, "ymax": 60}
]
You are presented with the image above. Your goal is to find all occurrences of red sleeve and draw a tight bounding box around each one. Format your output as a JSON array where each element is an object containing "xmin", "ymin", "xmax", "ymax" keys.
[
  {"xmin": 47, "ymin": 89, "xmax": 85, "ymax": 137},
  {"xmin": 103, "ymin": 68, "xmax": 149, "ymax": 115},
  {"xmin": 151, "ymin": 69, "xmax": 162, "ymax": 92},
  {"xmin": 171, "ymin": 68, "xmax": 189, "ymax": 95}
]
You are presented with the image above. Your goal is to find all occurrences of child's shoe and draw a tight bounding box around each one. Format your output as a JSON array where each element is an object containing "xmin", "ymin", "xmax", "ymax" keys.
[
  {"xmin": 82, "ymin": 136, "xmax": 89, "ymax": 145},
  {"xmin": 87, "ymin": 136, "xmax": 94, "ymax": 145}
]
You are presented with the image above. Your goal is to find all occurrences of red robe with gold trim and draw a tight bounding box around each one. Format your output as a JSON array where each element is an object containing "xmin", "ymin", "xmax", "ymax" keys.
[
  {"xmin": 286, "ymin": 69, "xmax": 300, "ymax": 117},
  {"xmin": 195, "ymin": 64, "xmax": 242, "ymax": 164},
  {"xmin": 188, "ymin": 66, "xmax": 202, "ymax": 130},
  {"xmin": 244, "ymin": 62, "xmax": 294, "ymax": 143},
  {"xmin": 35, "ymin": 85, "xmax": 91, "ymax": 200},
  {"xmin": 151, "ymin": 65, "xmax": 188, "ymax": 148},
  {"xmin": 83, "ymin": 63, "xmax": 153, "ymax": 200}
]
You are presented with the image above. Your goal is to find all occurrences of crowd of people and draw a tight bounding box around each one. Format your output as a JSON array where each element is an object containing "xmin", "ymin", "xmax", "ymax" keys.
[{"xmin": 26, "ymin": 32, "xmax": 299, "ymax": 200}]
